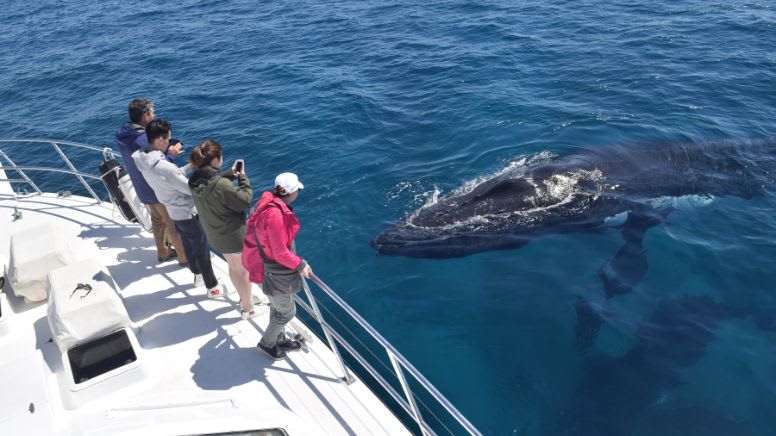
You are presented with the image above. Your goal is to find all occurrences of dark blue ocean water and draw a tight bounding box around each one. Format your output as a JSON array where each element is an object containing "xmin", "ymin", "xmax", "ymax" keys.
[{"xmin": 2, "ymin": 1, "xmax": 776, "ymax": 434}]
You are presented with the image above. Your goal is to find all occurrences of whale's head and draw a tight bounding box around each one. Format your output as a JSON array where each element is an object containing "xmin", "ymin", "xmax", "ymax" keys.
[
  {"xmin": 372, "ymin": 167, "xmax": 610, "ymax": 258},
  {"xmin": 371, "ymin": 176, "xmax": 552, "ymax": 258}
]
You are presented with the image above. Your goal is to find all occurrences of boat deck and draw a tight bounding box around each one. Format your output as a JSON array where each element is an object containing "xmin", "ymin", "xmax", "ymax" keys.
[{"xmin": 0, "ymin": 191, "xmax": 410, "ymax": 435}]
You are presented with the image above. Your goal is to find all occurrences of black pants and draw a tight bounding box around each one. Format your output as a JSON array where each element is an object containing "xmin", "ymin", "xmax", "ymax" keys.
[{"xmin": 174, "ymin": 216, "xmax": 218, "ymax": 289}]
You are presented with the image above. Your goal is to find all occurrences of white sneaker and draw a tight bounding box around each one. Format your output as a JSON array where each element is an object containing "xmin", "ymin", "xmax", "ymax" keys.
[
  {"xmin": 252, "ymin": 293, "xmax": 268, "ymax": 305},
  {"xmin": 193, "ymin": 274, "xmax": 204, "ymax": 288},
  {"xmin": 241, "ymin": 305, "xmax": 257, "ymax": 320},
  {"xmin": 207, "ymin": 282, "xmax": 227, "ymax": 299}
]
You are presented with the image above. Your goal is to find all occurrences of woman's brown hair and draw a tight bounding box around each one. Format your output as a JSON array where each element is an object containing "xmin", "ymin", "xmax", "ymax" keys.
[{"xmin": 189, "ymin": 139, "xmax": 222, "ymax": 169}]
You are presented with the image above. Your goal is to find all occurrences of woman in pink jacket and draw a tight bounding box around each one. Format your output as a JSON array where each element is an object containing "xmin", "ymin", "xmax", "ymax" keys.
[{"xmin": 253, "ymin": 172, "xmax": 312, "ymax": 361}]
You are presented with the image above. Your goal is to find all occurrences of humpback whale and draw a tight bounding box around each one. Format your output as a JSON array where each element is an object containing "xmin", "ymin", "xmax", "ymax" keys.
[
  {"xmin": 374, "ymin": 140, "xmax": 775, "ymax": 434},
  {"xmin": 374, "ymin": 139, "xmax": 775, "ymax": 354},
  {"xmin": 372, "ymin": 139, "xmax": 774, "ymax": 259}
]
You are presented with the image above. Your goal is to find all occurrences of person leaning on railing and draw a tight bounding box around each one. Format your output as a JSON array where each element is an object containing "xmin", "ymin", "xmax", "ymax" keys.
[
  {"xmin": 250, "ymin": 173, "xmax": 312, "ymax": 361},
  {"xmin": 115, "ymin": 98, "xmax": 188, "ymax": 266},
  {"xmin": 187, "ymin": 139, "xmax": 258, "ymax": 319}
]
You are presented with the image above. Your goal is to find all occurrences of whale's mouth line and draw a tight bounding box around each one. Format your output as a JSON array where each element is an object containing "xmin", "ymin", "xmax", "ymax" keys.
[{"xmin": 371, "ymin": 229, "xmax": 527, "ymax": 258}]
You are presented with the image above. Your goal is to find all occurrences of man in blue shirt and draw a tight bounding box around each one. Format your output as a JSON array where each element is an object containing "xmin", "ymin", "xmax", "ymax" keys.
[{"xmin": 115, "ymin": 99, "xmax": 187, "ymax": 266}]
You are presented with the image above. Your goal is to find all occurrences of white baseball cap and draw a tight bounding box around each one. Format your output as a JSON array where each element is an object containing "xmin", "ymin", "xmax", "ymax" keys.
[{"xmin": 275, "ymin": 172, "xmax": 304, "ymax": 195}]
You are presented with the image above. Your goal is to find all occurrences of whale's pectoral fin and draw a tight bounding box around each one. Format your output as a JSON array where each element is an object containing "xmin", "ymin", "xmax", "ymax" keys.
[
  {"xmin": 575, "ymin": 298, "xmax": 605, "ymax": 352},
  {"xmin": 598, "ymin": 244, "xmax": 648, "ymax": 299},
  {"xmin": 599, "ymin": 207, "xmax": 663, "ymax": 299}
]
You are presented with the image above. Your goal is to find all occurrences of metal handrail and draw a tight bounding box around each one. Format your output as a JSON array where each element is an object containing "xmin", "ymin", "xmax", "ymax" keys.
[
  {"xmin": 0, "ymin": 166, "xmax": 105, "ymax": 180},
  {"xmin": 0, "ymin": 149, "xmax": 42, "ymax": 194},
  {"xmin": 0, "ymin": 138, "xmax": 109, "ymax": 152},
  {"xmin": 0, "ymin": 139, "xmax": 115, "ymax": 202},
  {"xmin": 52, "ymin": 142, "xmax": 101, "ymax": 201},
  {"xmin": 295, "ymin": 297, "xmax": 438, "ymax": 435},
  {"xmin": 299, "ymin": 273, "xmax": 482, "ymax": 436}
]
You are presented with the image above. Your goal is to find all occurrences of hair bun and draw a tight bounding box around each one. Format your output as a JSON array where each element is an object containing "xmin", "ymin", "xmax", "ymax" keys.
[{"xmin": 189, "ymin": 139, "xmax": 222, "ymax": 168}]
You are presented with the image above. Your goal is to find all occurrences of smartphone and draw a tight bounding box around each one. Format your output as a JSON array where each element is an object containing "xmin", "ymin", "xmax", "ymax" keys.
[
  {"xmin": 165, "ymin": 138, "xmax": 182, "ymax": 155},
  {"xmin": 234, "ymin": 159, "xmax": 244, "ymax": 173}
]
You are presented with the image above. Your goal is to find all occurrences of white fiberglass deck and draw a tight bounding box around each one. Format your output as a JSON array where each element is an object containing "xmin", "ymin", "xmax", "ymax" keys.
[{"xmin": 0, "ymin": 191, "xmax": 411, "ymax": 435}]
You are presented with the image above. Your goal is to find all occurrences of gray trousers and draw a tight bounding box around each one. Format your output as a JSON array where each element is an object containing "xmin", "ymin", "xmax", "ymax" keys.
[{"xmin": 259, "ymin": 293, "xmax": 297, "ymax": 347}]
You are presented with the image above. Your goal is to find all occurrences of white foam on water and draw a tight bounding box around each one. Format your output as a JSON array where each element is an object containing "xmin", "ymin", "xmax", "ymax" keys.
[
  {"xmin": 416, "ymin": 151, "xmax": 559, "ymax": 207},
  {"xmin": 647, "ymin": 194, "xmax": 715, "ymax": 210},
  {"xmin": 385, "ymin": 180, "xmax": 418, "ymax": 202},
  {"xmin": 447, "ymin": 150, "xmax": 560, "ymax": 198},
  {"xmin": 418, "ymin": 185, "xmax": 442, "ymax": 209},
  {"xmin": 542, "ymin": 168, "xmax": 604, "ymax": 201}
]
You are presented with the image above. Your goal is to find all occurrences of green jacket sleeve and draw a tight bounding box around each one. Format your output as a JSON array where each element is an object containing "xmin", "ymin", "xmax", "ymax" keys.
[
  {"xmin": 221, "ymin": 167, "xmax": 237, "ymax": 180},
  {"xmin": 220, "ymin": 174, "xmax": 253, "ymax": 212}
]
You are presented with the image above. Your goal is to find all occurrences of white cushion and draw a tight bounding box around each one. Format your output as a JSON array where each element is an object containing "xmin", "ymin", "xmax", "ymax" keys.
[
  {"xmin": 118, "ymin": 173, "xmax": 152, "ymax": 232},
  {"xmin": 7, "ymin": 223, "xmax": 75, "ymax": 302},
  {"xmin": 47, "ymin": 258, "xmax": 131, "ymax": 352}
]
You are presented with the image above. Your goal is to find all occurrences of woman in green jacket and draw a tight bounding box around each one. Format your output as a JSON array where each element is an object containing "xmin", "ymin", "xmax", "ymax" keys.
[{"xmin": 188, "ymin": 139, "xmax": 256, "ymax": 319}]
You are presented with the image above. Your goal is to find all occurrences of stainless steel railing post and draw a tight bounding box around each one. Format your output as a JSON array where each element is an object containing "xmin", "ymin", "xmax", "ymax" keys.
[
  {"xmin": 301, "ymin": 277, "xmax": 355, "ymax": 384},
  {"xmin": 388, "ymin": 353, "xmax": 429, "ymax": 436},
  {"xmin": 51, "ymin": 142, "xmax": 100, "ymax": 202},
  {"xmin": 307, "ymin": 273, "xmax": 483, "ymax": 436},
  {"xmin": 0, "ymin": 149, "xmax": 42, "ymax": 194}
]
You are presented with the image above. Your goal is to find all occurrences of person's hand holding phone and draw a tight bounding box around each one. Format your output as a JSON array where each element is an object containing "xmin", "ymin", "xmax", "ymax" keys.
[
  {"xmin": 233, "ymin": 159, "xmax": 245, "ymax": 175},
  {"xmin": 168, "ymin": 138, "xmax": 184, "ymax": 157}
]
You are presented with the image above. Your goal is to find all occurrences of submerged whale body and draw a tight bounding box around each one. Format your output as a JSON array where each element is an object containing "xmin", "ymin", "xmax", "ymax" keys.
[
  {"xmin": 372, "ymin": 139, "xmax": 774, "ymax": 258},
  {"xmin": 557, "ymin": 295, "xmax": 755, "ymax": 436}
]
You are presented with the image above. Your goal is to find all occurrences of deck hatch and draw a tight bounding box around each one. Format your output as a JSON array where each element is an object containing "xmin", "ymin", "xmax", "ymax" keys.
[{"xmin": 67, "ymin": 329, "xmax": 136, "ymax": 384}]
